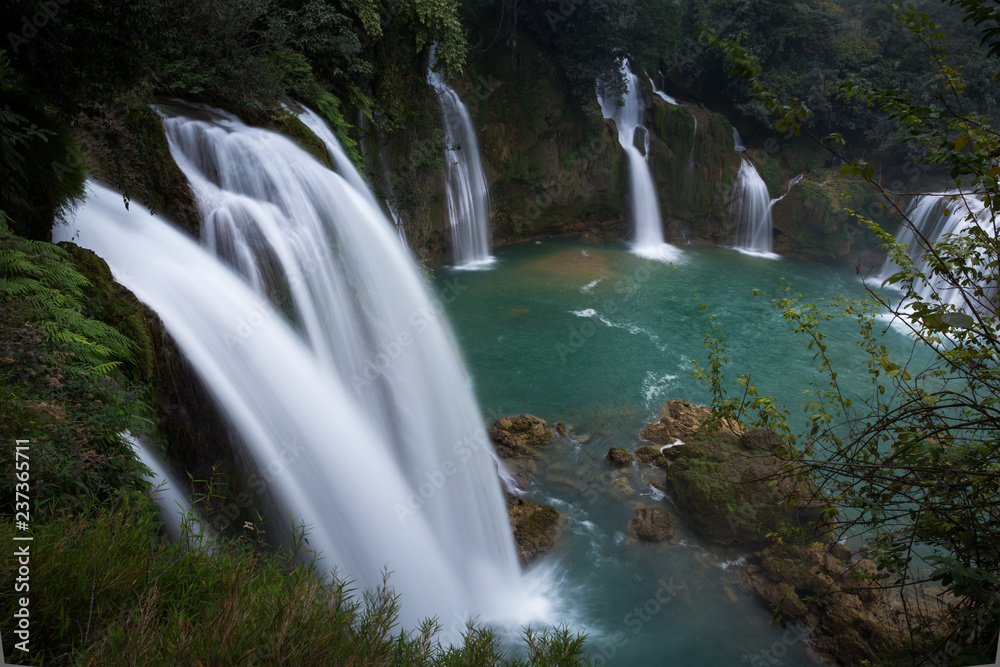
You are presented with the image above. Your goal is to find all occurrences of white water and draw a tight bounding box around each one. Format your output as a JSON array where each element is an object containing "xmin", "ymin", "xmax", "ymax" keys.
[
  {"xmin": 427, "ymin": 54, "xmax": 495, "ymax": 269},
  {"xmin": 733, "ymin": 128, "xmax": 746, "ymax": 153},
  {"xmin": 876, "ymin": 190, "xmax": 996, "ymax": 310},
  {"xmin": 648, "ymin": 76, "xmax": 678, "ymax": 105},
  {"xmin": 294, "ymin": 104, "xmax": 379, "ymax": 210},
  {"xmin": 733, "ymin": 158, "xmax": 778, "ymax": 258},
  {"xmin": 127, "ymin": 433, "xmax": 214, "ymax": 549},
  {"xmin": 599, "ymin": 60, "xmax": 680, "ymax": 262},
  {"xmin": 58, "ymin": 105, "xmax": 549, "ymax": 627}
]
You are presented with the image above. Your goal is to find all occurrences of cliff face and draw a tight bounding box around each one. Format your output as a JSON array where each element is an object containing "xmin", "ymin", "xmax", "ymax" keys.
[{"xmin": 460, "ymin": 35, "xmax": 625, "ymax": 244}]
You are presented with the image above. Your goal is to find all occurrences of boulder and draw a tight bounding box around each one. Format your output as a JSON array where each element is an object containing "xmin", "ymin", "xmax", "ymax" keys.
[
  {"xmin": 606, "ymin": 447, "xmax": 633, "ymax": 467},
  {"xmin": 489, "ymin": 414, "xmax": 554, "ymax": 458},
  {"xmin": 661, "ymin": 426, "xmax": 830, "ymax": 546},
  {"xmin": 735, "ymin": 542, "xmax": 908, "ymax": 666},
  {"xmin": 634, "ymin": 445, "xmax": 668, "ymax": 468},
  {"xmin": 629, "ymin": 506, "xmax": 674, "ymax": 542},
  {"xmin": 639, "ymin": 399, "xmax": 740, "ymax": 445},
  {"xmin": 508, "ymin": 498, "xmax": 563, "ymax": 567}
]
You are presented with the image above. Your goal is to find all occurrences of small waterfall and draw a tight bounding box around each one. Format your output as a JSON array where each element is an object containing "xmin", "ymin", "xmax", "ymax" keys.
[
  {"xmin": 599, "ymin": 59, "xmax": 680, "ymax": 261},
  {"xmin": 294, "ymin": 105, "xmax": 378, "ymax": 210},
  {"xmin": 427, "ymin": 54, "xmax": 494, "ymax": 269},
  {"xmin": 877, "ymin": 191, "xmax": 995, "ymax": 309},
  {"xmin": 648, "ymin": 76, "xmax": 678, "ymax": 105},
  {"xmin": 733, "ymin": 128, "xmax": 746, "ymax": 153},
  {"xmin": 733, "ymin": 158, "xmax": 777, "ymax": 258},
  {"xmin": 59, "ymin": 104, "xmax": 547, "ymax": 626},
  {"xmin": 127, "ymin": 433, "xmax": 214, "ymax": 549}
]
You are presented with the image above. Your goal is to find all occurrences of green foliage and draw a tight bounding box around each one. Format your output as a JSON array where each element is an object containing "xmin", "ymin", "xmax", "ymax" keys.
[
  {"xmin": 0, "ymin": 216, "xmax": 154, "ymax": 517},
  {"xmin": 0, "ymin": 86, "xmax": 85, "ymax": 240},
  {"xmin": 0, "ymin": 495, "xmax": 588, "ymax": 665},
  {"xmin": 698, "ymin": 4, "xmax": 1000, "ymax": 661}
]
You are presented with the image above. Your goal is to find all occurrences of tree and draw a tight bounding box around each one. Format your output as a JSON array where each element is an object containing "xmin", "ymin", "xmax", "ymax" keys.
[{"xmin": 699, "ymin": 2, "xmax": 1000, "ymax": 663}]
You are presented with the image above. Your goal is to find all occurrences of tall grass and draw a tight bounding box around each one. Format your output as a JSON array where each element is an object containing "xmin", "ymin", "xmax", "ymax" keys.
[{"xmin": 0, "ymin": 494, "xmax": 587, "ymax": 665}]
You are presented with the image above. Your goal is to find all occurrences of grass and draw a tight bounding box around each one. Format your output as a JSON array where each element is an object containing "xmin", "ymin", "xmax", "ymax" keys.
[{"xmin": 0, "ymin": 493, "xmax": 588, "ymax": 665}]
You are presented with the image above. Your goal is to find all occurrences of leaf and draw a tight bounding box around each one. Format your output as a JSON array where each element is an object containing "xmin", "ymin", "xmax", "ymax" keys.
[{"xmin": 940, "ymin": 312, "xmax": 974, "ymax": 329}]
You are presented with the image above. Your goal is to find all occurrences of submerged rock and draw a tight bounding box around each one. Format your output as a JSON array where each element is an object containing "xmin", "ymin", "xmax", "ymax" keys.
[
  {"xmin": 507, "ymin": 498, "xmax": 563, "ymax": 567},
  {"xmin": 489, "ymin": 414, "xmax": 554, "ymax": 458},
  {"xmin": 629, "ymin": 505, "xmax": 674, "ymax": 542}
]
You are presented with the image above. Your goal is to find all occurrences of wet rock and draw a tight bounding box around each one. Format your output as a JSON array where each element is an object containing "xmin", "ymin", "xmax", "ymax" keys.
[
  {"xmin": 662, "ymin": 427, "xmax": 831, "ymax": 546},
  {"xmin": 629, "ymin": 506, "xmax": 674, "ymax": 542},
  {"xmin": 489, "ymin": 414, "xmax": 554, "ymax": 458},
  {"xmin": 554, "ymin": 421, "xmax": 567, "ymax": 436},
  {"xmin": 735, "ymin": 542, "xmax": 908, "ymax": 666},
  {"xmin": 634, "ymin": 445, "xmax": 668, "ymax": 468},
  {"xmin": 508, "ymin": 498, "xmax": 563, "ymax": 567},
  {"xmin": 639, "ymin": 399, "xmax": 740, "ymax": 444},
  {"xmin": 606, "ymin": 447, "xmax": 633, "ymax": 467}
]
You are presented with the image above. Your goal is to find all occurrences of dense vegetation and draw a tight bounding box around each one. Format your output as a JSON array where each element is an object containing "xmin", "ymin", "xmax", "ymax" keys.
[
  {"xmin": 697, "ymin": 3, "xmax": 1000, "ymax": 664},
  {"xmin": 2, "ymin": 0, "xmax": 1000, "ymax": 663}
]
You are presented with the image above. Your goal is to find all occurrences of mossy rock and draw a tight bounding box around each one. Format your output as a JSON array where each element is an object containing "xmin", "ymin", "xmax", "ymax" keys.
[
  {"xmin": 508, "ymin": 498, "xmax": 563, "ymax": 567},
  {"xmin": 629, "ymin": 506, "xmax": 674, "ymax": 542},
  {"xmin": 489, "ymin": 414, "xmax": 553, "ymax": 458},
  {"xmin": 76, "ymin": 103, "xmax": 200, "ymax": 237},
  {"xmin": 606, "ymin": 447, "xmax": 633, "ymax": 467},
  {"xmin": 663, "ymin": 428, "xmax": 831, "ymax": 546},
  {"xmin": 634, "ymin": 445, "xmax": 668, "ymax": 468},
  {"xmin": 59, "ymin": 243, "xmax": 155, "ymax": 381}
]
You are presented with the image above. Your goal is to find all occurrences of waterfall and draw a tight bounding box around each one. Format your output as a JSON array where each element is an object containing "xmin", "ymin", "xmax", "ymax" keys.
[
  {"xmin": 294, "ymin": 104, "xmax": 378, "ymax": 210},
  {"xmin": 599, "ymin": 59, "xmax": 680, "ymax": 261},
  {"xmin": 877, "ymin": 191, "xmax": 995, "ymax": 309},
  {"xmin": 127, "ymin": 433, "xmax": 215, "ymax": 549},
  {"xmin": 733, "ymin": 128, "xmax": 746, "ymax": 153},
  {"xmin": 733, "ymin": 158, "xmax": 777, "ymax": 258},
  {"xmin": 57, "ymin": 104, "xmax": 546, "ymax": 627},
  {"xmin": 427, "ymin": 55, "xmax": 495, "ymax": 269},
  {"xmin": 648, "ymin": 76, "xmax": 678, "ymax": 105}
]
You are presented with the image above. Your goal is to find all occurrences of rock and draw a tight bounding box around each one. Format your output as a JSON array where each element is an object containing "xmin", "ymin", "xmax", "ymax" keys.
[
  {"xmin": 554, "ymin": 421, "xmax": 567, "ymax": 436},
  {"xmin": 489, "ymin": 414, "xmax": 553, "ymax": 458},
  {"xmin": 609, "ymin": 476, "xmax": 636, "ymax": 499},
  {"xmin": 634, "ymin": 445, "xmax": 668, "ymax": 468},
  {"xmin": 606, "ymin": 447, "xmax": 633, "ymax": 467},
  {"xmin": 735, "ymin": 543, "xmax": 907, "ymax": 666},
  {"xmin": 629, "ymin": 506, "xmax": 674, "ymax": 542},
  {"xmin": 639, "ymin": 399, "xmax": 740, "ymax": 444},
  {"xmin": 663, "ymin": 427, "xmax": 831, "ymax": 546},
  {"xmin": 508, "ymin": 499, "xmax": 563, "ymax": 567},
  {"xmin": 829, "ymin": 541, "xmax": 853, "ymax": 562}
]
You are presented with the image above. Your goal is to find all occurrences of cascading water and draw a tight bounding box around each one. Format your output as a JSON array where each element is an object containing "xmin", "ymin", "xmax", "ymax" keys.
[
  {"xmin": 732, "ymin": 159, "xmax": 777, "ymax": 258},
  {"xmin": 295, "ymin": 104, "xmax": 378, "ymax": 210},
  {"xmin": 599, "ymin": 60, "xmax": 680, "ymax": 261},
  {"xmin": 427, "ymin": 54, "xmax": 495, "ymax": 269},
  {"xmin": 648, "ymin": 76, "xmax": 678, "ymax": 105},
  {"xmin": 57, "ymin": 104, "xmax": 548, "ymax": 627},
  {"xmin": 877, "ymin": 190, "xmax": 995, "ymax": 309},
  {"xmin": 127, "ymin": 433, "xmax": 214, "ymax": 549},
  {"xmin": 733, "ymin": 127, "xmax": 746, "ymax": 153}
]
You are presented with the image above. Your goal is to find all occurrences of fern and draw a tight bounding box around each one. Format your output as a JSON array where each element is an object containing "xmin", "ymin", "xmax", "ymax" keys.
[{"xmin": 0, "ymin": 211, "xmax": 136, "ymax": 376}]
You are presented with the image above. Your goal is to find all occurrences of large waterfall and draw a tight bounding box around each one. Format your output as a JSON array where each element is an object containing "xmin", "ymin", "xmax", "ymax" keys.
[
  {"xmin": 57, "ymin": 104, "xmax": 546, "ymax": 627},
  {"xmin": 599, "ymin": 60, "xmax": 679, "ymax": 261},
  {"xmin": 732, "ymin": 158, "xmax": 777, "ymax": 258},
  {"xmin": 427, "ymin": 58, "xmax": 495, "ymax": 269},
  {"xmin": 877, "ymin": 190, "xmax": 994, "ymax": 310}
]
